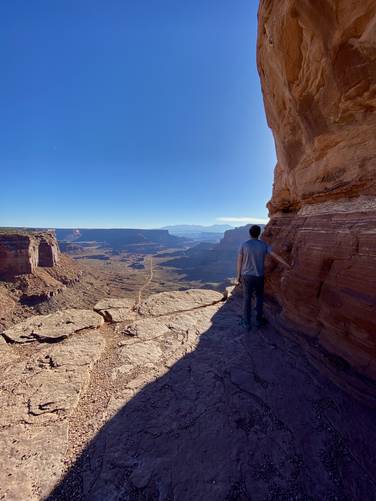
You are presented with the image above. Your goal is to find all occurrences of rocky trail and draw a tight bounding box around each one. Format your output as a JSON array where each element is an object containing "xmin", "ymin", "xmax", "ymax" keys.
[
  {"xmin": 1, "ymin": 287, "xmax": 376, "ymax": 501},
  {"xmin": 135, "ymin": 256, "xmax": 154, "ymax": 308}
]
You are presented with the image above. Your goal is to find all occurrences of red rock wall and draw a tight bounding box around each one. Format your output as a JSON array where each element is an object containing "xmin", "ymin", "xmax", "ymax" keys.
[
  {"xmin": 0, "ymin": 232, "xmax": 59, "ymax": 277},
  {"xmin": 257, "ymin": 1, "xmax": 376, "ymax": 378},
  {"xmin": 37, "ymin": 234, "xmax": 59, "ymax": 267},
  {"xmin": 0, "ymin": 235, "xmax": 37, "ymax": 276}
]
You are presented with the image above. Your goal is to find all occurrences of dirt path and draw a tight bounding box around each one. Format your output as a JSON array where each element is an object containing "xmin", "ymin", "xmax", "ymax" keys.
[
  {"xmin": 135, "ymin": 256, "xmax": 154, "ymax": 308},
  {"xmin": 48, "ymin": 293, "xmax": 376, "ymax": 501}
]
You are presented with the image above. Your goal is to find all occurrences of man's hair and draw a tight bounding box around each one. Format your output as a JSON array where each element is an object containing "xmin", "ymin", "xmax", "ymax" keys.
[{"xmin": 249, "ymin": 225, "xmax": 261, "ymax": 238}]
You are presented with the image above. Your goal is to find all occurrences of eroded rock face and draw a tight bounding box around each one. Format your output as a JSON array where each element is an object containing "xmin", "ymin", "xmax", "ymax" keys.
[
  {"xmin": 257, "ymin": 0, "xmax": 376, "ymax": 378},
  {"xmin": 0, "ymin": 231, "xmax": 60, "ymax": 277},
  {"xmin": 37, "ymin": 233, "xmax": 60, "ymax": 267}
]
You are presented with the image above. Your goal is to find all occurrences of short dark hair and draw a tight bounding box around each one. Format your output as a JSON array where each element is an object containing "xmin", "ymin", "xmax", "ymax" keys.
[{"xmin": 249, "ymin": 225, "xmax": 261, "ymax": 238}]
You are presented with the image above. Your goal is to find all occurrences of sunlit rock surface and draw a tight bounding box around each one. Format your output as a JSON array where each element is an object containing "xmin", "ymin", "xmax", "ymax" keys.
[
  {"xmin": 94, "ymin": 297, "xmax": 136, "ymax": 322},
  {"xmin": 3, "ymin": 309, "xmax": 104, "ymax": 343},
  {"xmin": 257, "ymin": 0, "xmax": 376, "ymax": 378},
  {"xmin": 1, "ymin": 289, "xmax": 376, "ymax": 500},
  {"xmin": 0, "ymin": 330, "xmax": 105, "ymax": 500},
  {"xmin": 137, "ymin": 289, "xmax": 224, "ymax": 316}
]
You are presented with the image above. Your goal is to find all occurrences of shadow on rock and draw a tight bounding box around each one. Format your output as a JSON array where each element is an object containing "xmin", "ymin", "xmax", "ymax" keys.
[{"xmin": 47, "ymin": 298, "xmax": 376, "ymax": 501}]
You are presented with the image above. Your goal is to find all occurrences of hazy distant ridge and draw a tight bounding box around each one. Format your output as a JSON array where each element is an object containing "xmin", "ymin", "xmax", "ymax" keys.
[{"xmin": 162, "ymin": 224, "xmax": 233, "ymax": 235}]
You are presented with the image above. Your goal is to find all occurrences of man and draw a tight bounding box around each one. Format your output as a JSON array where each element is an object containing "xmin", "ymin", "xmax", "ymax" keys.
[{"xmin": 236, "ymin": 224, "xmax": 290, "ymax": 329}]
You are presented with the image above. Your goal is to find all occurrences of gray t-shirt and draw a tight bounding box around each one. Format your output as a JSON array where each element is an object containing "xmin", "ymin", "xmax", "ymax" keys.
[{"xmin": 239, "ymin": 239, "xmax": 272, "ymax": 277}]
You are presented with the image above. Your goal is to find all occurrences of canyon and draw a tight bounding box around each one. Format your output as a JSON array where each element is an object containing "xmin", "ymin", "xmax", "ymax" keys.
[
  {"xmin": 1, "ymin": 1, "xmax": 376, "ymax": 499},
  {"xmin": 56, "ymin": 228, "xmax": 184, "ymax": 252}
]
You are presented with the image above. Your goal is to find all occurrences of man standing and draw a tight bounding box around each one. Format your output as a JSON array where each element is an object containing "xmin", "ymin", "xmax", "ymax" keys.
[{"xmin": 236, "ymin": 225, "xmax": 290, "ymax": 329}]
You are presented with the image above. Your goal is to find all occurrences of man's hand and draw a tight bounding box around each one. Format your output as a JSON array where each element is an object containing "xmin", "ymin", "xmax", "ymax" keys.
[{"xmin": 270, "ymin": 251, "xmax": 291, "ymax": 269}]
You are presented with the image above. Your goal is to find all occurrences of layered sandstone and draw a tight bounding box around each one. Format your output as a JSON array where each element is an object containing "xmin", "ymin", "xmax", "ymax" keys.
[
  {"xmin": 257, "ymin": 1, "xmax": 376, "ymax": 377},
  {"xmin": 0, "ymin": 231, "xmax": 59, "ymax": 277}
]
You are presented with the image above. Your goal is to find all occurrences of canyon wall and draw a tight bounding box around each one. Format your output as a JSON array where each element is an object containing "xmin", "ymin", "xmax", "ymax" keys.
[
  {"xmin": 55, "ymin": 228, "xmax": 183, "ymax": 250},
  {"xmin": 0, "ymin": 232, "xmax": 59, "ymax": 277},
  {"xmin": 257, "ymin": 1, "xmax": 376, "ymax": 378}
]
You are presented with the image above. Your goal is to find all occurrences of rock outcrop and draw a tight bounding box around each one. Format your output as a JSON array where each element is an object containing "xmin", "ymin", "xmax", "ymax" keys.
[
  {"xmin": 257, "ymin": 1, "xmax": 376, "ymax": 379},
  {"xmin": 2, "ymin": 289, "xmax": 376, "ymax": 500},
  {"xmin": 3, "ymin": 309, "xmax": 104, "ymax": 343},
  {"xmin": 0, "ymin": 231, "xmax": 59, "ymax": 277},
  {"xmin": 218, "ymin": 224, "xmax": 264, "ymax": 251},
  {"xmin": 137, "ymin": 289, "xmax": 224, "ymax": 317},
  {"xmin": 94, "ymin": 297, "xmax": 136, "ymax": 322},
  {"xmin": 0, "ymin": 231, "xmax": 81, "ymax": 320}
]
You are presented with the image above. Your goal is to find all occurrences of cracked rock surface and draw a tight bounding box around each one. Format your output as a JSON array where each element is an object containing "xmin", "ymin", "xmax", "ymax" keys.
[
  {"xmin": 1, "ymin": 289, "xmax": 376, "ymax": 500},
  {"xmin": 2, "ymin": 309, "xmax": 104, "ymax": 343},
  {"xmin": 137, "ymin": 288, "xmax": 224, "ymax": 316},
  {"xmin": 43, "ymin": 291, "xmax": 375, "ymax": 501},
  {"xmin": 0, "ymin": 329, "xmax": 105, "ymax": 500}
]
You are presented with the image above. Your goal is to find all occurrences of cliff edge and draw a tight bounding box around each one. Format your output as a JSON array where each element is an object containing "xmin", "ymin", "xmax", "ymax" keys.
[{"xmin": 257, "ymin": 1, "xmax": 376, "ymax": 378}]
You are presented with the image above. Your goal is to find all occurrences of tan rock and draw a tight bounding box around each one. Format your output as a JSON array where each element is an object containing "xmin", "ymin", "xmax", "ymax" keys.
[
  {"xmin": 119, "ymin": 342, "xmax": 163, "ymax": 372},
  {"xmin": 0, "ymin": 330, "xmax": 105, "ymax": 500},
  {"xmin": 3, "ymin": 308, "xmax": 104, "ymax": 343},
  {"xmin": 0, "ymin": 285, "xmax": 15, "ymax": 324},
  {"xmin": 94, "ymin": 297, "xmax": 135, "ymax": 323},
  {"xmin": 0, "ymin": 422, "xmax": 68, "ymax": 501},
  {"xmin": 138, "ymin": 289, "xmax": 224, "ymax": 317}
]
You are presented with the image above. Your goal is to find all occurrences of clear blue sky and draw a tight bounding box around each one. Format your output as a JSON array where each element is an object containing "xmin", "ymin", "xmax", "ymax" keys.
[{"xmin": 0, "ymin": 0, "xmax": 275, "ymax": 229}]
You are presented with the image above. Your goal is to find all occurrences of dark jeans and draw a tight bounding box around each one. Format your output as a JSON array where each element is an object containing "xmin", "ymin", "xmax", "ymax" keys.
[{"xmin": 242, "ymin": 275, "xmax": 264, "ymax": 326}]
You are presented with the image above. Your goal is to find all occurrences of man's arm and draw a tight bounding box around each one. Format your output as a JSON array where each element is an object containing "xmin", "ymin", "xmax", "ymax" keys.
[
  {"xmin": 236, "ymin": 249, "xmax": 243, "ymax": 284},
  {"xmin": 269, "ymin": 251, "xmax": 291, "ymax": 269}
]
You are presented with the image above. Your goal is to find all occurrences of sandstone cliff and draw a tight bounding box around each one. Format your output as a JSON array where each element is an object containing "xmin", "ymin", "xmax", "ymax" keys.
[
  {"xmin": 0, "ymin": 231, "xmax": 59, "ymax": 277},
  {"xmin": 257, "ymin": 1, "xmax": 376, "ymax": 378},
  {"xmin": 0, "ymin": 232, "xmax": 81, "ymax": 327}
]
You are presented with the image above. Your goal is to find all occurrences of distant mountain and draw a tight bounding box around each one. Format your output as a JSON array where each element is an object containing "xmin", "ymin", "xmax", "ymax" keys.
[
  {"xmin": 162, "ymin": 224, "xmax": 233, "ymax": 235},
  {"xmin": 55, "ymin": 228, "xmax": 184, "ymax": 251},
  {"xmin": 160, "ymin": 223, "xmax": 267, "ymax": 283},
  {"xmin": 218, "ymin": 224, "xmax": 266, "ymax": 250},
  {"xmin": 161, "ymin": 224, "xmax": 233, "ymax": 242}
]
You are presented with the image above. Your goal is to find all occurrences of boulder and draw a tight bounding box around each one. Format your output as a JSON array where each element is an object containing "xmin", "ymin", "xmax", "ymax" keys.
[
  {"xmin": 2, "ymin": 309, "xmax": 104, "ymax": 343},
  {"xmin": 94, "ymin": 297, "xmax": 135, "ymax": 323}
]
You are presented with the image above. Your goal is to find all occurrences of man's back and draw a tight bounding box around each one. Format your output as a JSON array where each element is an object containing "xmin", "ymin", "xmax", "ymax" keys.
[{"xmin": 240, "ymin": 239, "xmax": 271, "ymax": 277}]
